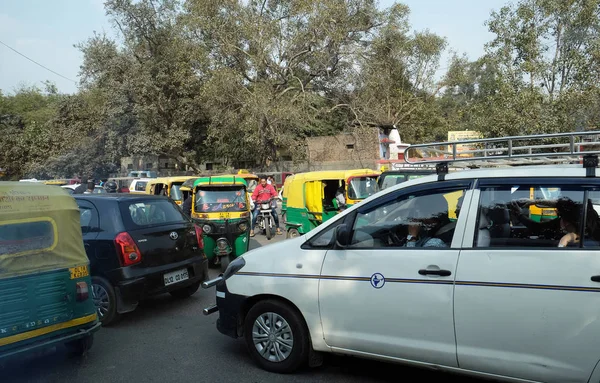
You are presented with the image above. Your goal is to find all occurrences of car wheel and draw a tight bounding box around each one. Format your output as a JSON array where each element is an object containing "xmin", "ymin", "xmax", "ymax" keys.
[
  {"xmin": 244, "ymin": 300, "xmax": 309, "ymax": 373},
  {"xmin": 170, "ymin": 281, "xmax": 200, "ymax": 299},
  {"xmin": 66, "ymin": 335, "xmax": 94, "ymax": 356},
  {"xmin": 287, "ymin": 228, "xmax": 300, "ymax": 239},
  {"xmin": 220, "ymin": 255, "xmax": 231, "ymax": 272},
  {"xmin": 91, "ymin": 277, "xmax": 120, "ymax": 326}
]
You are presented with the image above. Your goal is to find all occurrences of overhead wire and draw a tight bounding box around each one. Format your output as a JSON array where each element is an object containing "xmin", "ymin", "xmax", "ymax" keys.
[{"xmin": 0, "ymin": 39, "xmax": 77, "ymax": 84}]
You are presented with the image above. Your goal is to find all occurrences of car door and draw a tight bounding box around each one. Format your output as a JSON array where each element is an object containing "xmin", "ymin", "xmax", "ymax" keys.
[
  {"xmin": 318, "ymin": 180, "xmax": 473, "ymax": 366},
  {"xmin": 454, "ymin": 178, "xmax": 600, "ymax": 383}
]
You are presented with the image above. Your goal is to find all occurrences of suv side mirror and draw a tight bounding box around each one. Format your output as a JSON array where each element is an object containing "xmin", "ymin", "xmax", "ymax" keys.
[{"xmin": 335, "ymin": 224, "xmax": 351, "ymax": 248}]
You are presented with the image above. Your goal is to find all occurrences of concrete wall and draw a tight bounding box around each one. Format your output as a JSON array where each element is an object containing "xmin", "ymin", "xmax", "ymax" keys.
[{"xmin": 306, "ymin": 128, "xmax": 380, "ymax": 164}]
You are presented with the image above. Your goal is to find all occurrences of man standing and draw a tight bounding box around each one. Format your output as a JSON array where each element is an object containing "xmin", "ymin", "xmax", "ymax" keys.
[{"xmin": 251, "ymin": 176, "xmax": 282, "ymax": 236}]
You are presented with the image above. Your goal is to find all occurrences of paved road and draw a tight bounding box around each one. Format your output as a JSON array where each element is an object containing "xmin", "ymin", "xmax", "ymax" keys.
[{"xmin": 1, "ymin": 230, "xmax": 485, "ymax": 383}]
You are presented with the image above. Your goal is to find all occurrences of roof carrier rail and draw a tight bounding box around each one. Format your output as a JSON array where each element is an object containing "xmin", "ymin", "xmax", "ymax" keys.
[{"xmin": 403, "ymin": 131, "xmax": 600, "ymax": 177}]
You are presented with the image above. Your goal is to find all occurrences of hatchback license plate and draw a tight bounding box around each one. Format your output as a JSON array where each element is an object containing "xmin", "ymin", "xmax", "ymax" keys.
[{"xmin": 164, "ymin": 269, "xmax": 189, "ymax": 286}]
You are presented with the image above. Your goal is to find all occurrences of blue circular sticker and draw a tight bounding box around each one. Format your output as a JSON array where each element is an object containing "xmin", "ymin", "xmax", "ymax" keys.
[{"xmin": 370, "ymin": 273, "xmax": 385, "ymax": 289}]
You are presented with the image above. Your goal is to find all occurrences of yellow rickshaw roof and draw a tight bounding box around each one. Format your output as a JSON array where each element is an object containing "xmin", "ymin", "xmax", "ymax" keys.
[
  {"xmin": 286, "ymin": 169, "xmax": 380, "ymax": 182},
  {"xmin": 0, "ymin": 182, "xmax": 89, "ymax": 279},
  {"xmin": 148, "ymin": 176, "xmax": 199, "ymax": 185}
]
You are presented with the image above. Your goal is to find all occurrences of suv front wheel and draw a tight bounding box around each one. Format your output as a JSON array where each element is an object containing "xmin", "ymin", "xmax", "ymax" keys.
[{"xmin": 243, "ymin": 299, "xmax": 309, "ymax": 373}]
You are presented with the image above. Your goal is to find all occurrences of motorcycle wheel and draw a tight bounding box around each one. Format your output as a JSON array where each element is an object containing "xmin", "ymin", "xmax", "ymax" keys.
[{"xmin": 265, "ymin": 217, "xmax": 273, "ymax": 240}]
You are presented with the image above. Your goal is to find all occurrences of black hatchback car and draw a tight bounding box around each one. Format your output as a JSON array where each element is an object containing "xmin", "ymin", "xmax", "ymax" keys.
[{"xmin": 74, "ymin": 194, "xmax": 208, "ymax": 325}]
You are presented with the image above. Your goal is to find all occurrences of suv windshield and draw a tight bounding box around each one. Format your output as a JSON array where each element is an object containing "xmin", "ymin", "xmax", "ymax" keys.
[
  {"xmin": 196, "ymin": 186, "xmax": 247, "ymax": 212},
  {"xmin": 348, "ymin": 176, "xmax": 379, "ymax": 200}
]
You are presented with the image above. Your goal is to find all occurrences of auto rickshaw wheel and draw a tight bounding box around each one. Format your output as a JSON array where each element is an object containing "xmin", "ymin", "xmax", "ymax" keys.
[
  {"xmin": 66, "ymin": 334, "xmax": 94, "ymax": 357},
  {"xmin": 287, "ymin": 228, "xmax": 300, "ymax": 239}
]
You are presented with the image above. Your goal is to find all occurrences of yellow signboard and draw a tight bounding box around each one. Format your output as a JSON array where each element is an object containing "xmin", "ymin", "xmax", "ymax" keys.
[{"xmin": 447, "ymin": 130, "xmax": 482, "ymax": 157}]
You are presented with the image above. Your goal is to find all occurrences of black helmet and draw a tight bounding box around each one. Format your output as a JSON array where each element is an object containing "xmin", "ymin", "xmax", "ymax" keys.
[{"xmin": 105, "ymin": 181, "xmax": 118, "ymax": 193}]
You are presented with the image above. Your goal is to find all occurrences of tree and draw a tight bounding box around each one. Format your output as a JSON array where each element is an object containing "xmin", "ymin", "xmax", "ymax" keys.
[{"xmin": 345, "ymin": 3, "xmax": 448, "ymax": 143}]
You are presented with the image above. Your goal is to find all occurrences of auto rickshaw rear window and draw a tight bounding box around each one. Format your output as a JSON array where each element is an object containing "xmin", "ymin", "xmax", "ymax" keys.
[{"xmin": 0, "ymin": 219, "xmax": 56, "ymax": 256}]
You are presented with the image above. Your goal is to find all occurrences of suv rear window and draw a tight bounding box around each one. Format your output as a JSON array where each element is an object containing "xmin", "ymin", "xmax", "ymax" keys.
[
  {"xmin": 0, "ymin": 219, "xmax": 56, "ymax": 256},
  {"xmin": 120, "ymin": 199, "xmax": 188, "ymax": 228}
]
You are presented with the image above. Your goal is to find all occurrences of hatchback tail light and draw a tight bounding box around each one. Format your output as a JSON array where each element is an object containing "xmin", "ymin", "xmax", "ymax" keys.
[
  {"xmin": 194, "ymin": 225, "xmax": 204, "ymax": 250},
  {"xmin": 76, "ymin": 281, "xmax": 89, "ymax": 301},
  {"xmin": 115, "ymin": 232, "xmax": 143, "ymax": 266}
]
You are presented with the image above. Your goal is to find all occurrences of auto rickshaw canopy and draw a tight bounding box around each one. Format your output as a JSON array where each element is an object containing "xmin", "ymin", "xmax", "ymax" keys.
[
  {"xmin": 283, "ymin": 169, "xmax": 380, "ymax": 209},
  {"xmin": 193, "ymin": 175, "xmax": 248, "ymax": 188},
  {"xmin": 0, "ymin": 182, "xmax": 89, "ymax": 279}
]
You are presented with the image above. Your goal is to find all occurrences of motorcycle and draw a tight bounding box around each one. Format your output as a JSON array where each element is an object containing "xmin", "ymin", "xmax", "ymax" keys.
[{"xmin": 254, "ymin": 198, "xmax": 276, "ymax": 240}]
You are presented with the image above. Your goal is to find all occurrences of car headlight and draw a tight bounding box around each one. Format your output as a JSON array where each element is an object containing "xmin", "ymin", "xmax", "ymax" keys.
[
  {"xmin": 202, "ymin": 224, "xmax": 212, "ymax": 234},
  {"xmin": 238, "ymin": 222, "xmax": 248, "ymax": 232},
  {"xmin": 216, "ymin": 238, "xmax": 228, "ymax": 250}
]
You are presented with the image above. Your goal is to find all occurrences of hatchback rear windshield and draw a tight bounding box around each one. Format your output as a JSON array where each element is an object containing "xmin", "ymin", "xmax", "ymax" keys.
[
  {"xmin": 120, "ymin": 199, "xmax": 188, "ymax": 228},
  {"xmin": 0, "ymin": 219, "xmax": 56, "ymax": 256},
  {"xmin": 134, "ymin": 181, "xmax": 148, "ymax": 192}
]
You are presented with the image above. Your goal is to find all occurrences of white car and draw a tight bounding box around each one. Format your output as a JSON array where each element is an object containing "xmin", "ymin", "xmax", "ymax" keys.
[
  {"xmin": 62, "ymin": 184, "xmax": 106, "ymax": 194},
  {"xmin": 202, "ymin": 133, "xmax": 600, "ymax": 383}
]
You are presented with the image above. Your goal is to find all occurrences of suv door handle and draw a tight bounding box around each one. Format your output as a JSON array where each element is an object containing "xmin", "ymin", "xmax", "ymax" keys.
[
  {"xmin": 591, "ymin": 275, "xmax": 600, "ymax": 282},
  {"xmin": 419, "ymin": 269, "xmax": 452, "ymax": 277}
]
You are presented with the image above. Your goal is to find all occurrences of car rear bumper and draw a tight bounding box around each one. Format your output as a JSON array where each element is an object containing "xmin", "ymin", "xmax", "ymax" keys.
[
  {"xmin": 112, "ymin": 256, "xmax": 208, "ymax": 305},
  {"xmin": 0, "ymin": 318, "xmax": 101, "ymax": 361}
]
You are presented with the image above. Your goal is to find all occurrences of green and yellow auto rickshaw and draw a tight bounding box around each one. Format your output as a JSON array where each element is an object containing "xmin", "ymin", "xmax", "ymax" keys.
[
  {"xmin": 190, "ymin": 176, "xmax": 251, "ymax": 271},
  {"xmin": 0, "ymin": 182, "xmax": 100, "ymax": 360},
  {"xmin": 282, "ymin": 169, "xmax": 380, "ymax": 238}
]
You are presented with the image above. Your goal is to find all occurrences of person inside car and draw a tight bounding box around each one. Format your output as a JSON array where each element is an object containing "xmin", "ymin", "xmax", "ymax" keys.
[
  {"xmin": 402, "ymin": 194, "xmax": 450, "ymax": 248},
  {"xmin": 509, "ymin": 197, "xmax": 582, "ymax": 247}
]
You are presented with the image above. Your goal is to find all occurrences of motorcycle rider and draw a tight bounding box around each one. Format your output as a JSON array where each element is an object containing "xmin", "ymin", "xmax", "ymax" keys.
[
  {"xmin": 104, "ymin": 180, "xmax": 118, "ymax": 193},
  {"xmin": 250, "ymin": 176, "xmax": 282, "ymax": 237}
]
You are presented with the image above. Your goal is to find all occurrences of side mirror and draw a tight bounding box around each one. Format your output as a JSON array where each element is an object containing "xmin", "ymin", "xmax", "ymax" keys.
[{"xmin": 334, "ymin": 224, "xmax": 351, "ymax": 248}]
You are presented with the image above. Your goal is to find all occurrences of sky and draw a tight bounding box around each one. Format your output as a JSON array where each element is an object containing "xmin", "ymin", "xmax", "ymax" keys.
[{"xmin": 0, "ymin": 0, "xmax": 508, "ymax": 95}]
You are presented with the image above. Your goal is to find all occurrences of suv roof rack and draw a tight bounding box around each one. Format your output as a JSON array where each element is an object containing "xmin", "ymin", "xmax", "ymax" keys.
[{"xmin": 403, "ymin": 131, "xmax": 600, "ymax": 178}]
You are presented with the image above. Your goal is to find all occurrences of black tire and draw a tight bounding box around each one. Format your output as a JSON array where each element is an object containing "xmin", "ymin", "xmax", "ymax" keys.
[
  {"xmin": 244, "ymin": 300, "xmax": 309, "ymax": 373},
  {"xmin": 66, "ymin": 335, "xmax": 94, "ymax": 356},
  {"xmin": 220, "ymin": 255, "xmax": 231, "ymax": 272},
  {"xmin": 208, "ymin": 256, "xmax": 219, "ymax": 269},
  {"xmin": 91, "ymin": 276, "xmax": 120, "ymax": 326},
  {"xmin": 287, "ymin": 228, "xmax": 300, "ymax": 239},
  {"xmin": 265, "ymin": 217, "xmax": 273, "ymax": 240},
  {"xmin": 169, "ymin": 281, "xmax": 200, "ymax": 299}
]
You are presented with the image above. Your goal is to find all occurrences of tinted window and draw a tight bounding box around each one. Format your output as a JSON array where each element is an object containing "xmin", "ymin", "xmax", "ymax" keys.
[
  {"xmin": 120, "ymin": 199, "xmax": 188, "ymax": 228},
  {"xmin": 0, "ymin": 220, "xmax": 56, "ymax": 255},
  {"xmin": 475, "ymin": 184, "xmax": 584, "ymax": 248},
  {"xmin": 305, "ymin": 219, "xmax": 343, "ymax": 248},
  {"xmin": 350, "ymin": 187, "xmax": 467, "ymax": 249}
]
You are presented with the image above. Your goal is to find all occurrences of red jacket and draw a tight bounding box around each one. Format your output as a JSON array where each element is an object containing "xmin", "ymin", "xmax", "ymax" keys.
[{"xmin": 252, "ymin": 184, "xmax": 278, "ymax": 203}]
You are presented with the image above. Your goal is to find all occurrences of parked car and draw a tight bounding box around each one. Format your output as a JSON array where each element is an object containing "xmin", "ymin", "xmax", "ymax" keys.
[
  {"xmin": 74, "ymin": 194, "xmax": 208, "ymax": 325},
  {"xmin": 0, "ymin": 182, "xmax": 100, "ymax": 360},
  {"xmin": 203, "ymin": 131, "xmax": 600, "ymax": 383},
  {"xmin": 127, "ymin": 170, "xmax": 158, "ymax": 178}
]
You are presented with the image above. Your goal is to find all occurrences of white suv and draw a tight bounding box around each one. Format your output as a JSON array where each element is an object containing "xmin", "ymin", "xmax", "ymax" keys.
[{"xmin": 203, "ymin": 132, "xmax": 600, "ymax": 383}]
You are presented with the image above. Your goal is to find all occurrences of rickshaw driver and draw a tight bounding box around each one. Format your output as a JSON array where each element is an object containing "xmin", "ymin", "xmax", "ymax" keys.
[{"xmin": 250, "ymin": 176, "xmax": 282, "ymax": 236}]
